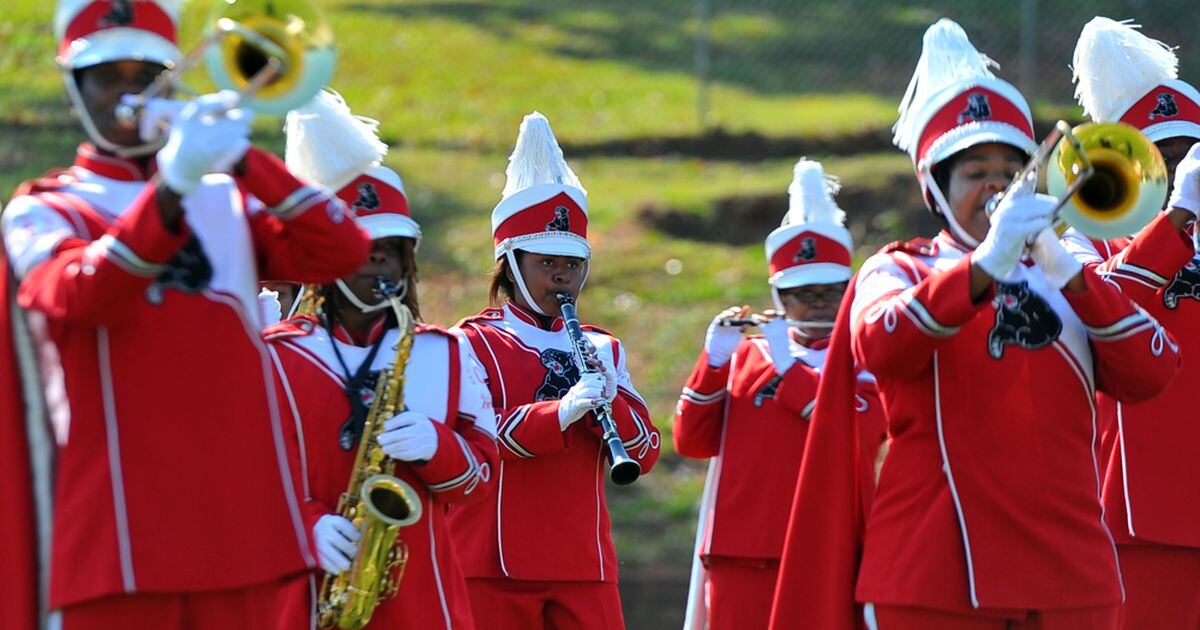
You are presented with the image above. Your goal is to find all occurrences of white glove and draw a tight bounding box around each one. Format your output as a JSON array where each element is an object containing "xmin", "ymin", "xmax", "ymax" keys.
[
  {"xmin": 156, "ymin": 90, "xmax": 254, "ymax": 195},
  {"xmin": 558, "ymin": 372, "xmax": 605, "ymax": 430},
  {"xmin": 1030, "ymin": 228, "xmax": 1083, "ymax": 290},
  {"xmin": 974, "ymin": 175, "xmax": 1054, "ymax": 280},
  {"xmin": 598, "ymin": 361, "xmax": 618, "ymax": 403},
  {"xmin": 1167, "ymin": 142, "xmax": 1200, "ymax": 216},
  {"xmin": 760, "ymin": 315, "xmax": 797, "ymax": 375},
  {"xmin": 704, "ymin": 306, "xmax": 745, "ymax": 367},
  {"xmin": 258, "ymin": 287, "xmax": 282, "ymax": 326},
  {"xmin": 378, "ymin": 411, "xmax": 439, "ymax": 462},
  {"xmin": 128, "ymin": 95, "xmax": 186, "ymax": 143},
  {"xmin": 313, "ymin": 514, "xmax": 358, "ymax": 575}
]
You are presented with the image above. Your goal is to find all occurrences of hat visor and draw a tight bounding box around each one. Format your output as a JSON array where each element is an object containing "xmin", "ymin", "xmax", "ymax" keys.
[
  {"xmin": 772, "ymin": 264, "xmax": 852, "ymax": 289},
  {"xmin": 926, "ymin": 124, "xmax": 1037, "ymax": 168},
  {"xmin": 61, "ymin": 29, "xmax": 181, "ymax": 70},
  {"xmin": 498, "ymin": 233, "xmax": 591, "ymax": 260},
  {"xmin": 1143, "ymin": 121, "xmax": 1200, "ymax": 143},
  {"xmin": 359, "ymin": 214, "xmax": 422, "ymax": 241}
]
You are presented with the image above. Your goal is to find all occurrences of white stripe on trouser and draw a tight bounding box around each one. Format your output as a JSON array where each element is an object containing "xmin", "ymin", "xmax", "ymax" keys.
[{"xmin": 863, "ymin": 603, "xmax": 879, "ymax": 630}]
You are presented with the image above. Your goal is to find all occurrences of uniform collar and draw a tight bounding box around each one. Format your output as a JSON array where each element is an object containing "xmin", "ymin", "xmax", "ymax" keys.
[
  {"xmin": 936, "ymin": 230, "xmax": 972, "ymax": 253},
  {"xmin": 331, "ymin": 315, "xmax": 389, "ymax": 346},
  {"xmin": 505, "ymin": 300, "xmax": 565, "ymax": 332},
  {"xmin": 74, "ymin": 143, "xmax": 155, "ymax": 182}
]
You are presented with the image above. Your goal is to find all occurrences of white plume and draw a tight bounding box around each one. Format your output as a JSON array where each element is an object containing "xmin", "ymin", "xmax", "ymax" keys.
[
  {"xmin": 783, "ymin": 158, "xmax": 844, "ymax": 227},
  {"xmin": 894, "ymin": 18, "xmax": 998, "ymax": 153},
  {"xmin": 284, "ymin": 89, "xmax": 387, "ymax": 192},
  {"xmin": 501, "ymin": 111, "xmax": 585, "ymax": 198},
  {"xmin": 1073, "ymin": 17, "xmax": 1178, "ymax": 122}
]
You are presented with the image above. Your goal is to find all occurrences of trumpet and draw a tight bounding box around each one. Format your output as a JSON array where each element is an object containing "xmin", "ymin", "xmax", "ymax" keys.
[
  {"xmin": 115, "ymin": 0, "xmax": 336, "ymax": 127},
  {"xmin": 988, "ymin": 121, "xmax": 1168, "ymax": 240}
]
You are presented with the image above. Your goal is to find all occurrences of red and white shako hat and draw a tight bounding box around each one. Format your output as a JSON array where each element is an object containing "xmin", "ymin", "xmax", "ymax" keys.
[
  {"xmin": 54, "ymin": 0, "xmax": 182, "ymax": 71},
  {"xmin": 765, "ymin": 159, "xmax": 852, "ymax": 291},
  {"xmin": 492, "ymin": 112, "xmax": 589, "ymax": 261},
  {"xmin": 1073, "ymin": 17, "xmax": 1200, "ymax": 143},
  {"xmin": 285, "ymin": 90, "xmax": 420, "ymax": 242},
  {"xmin": 894, "ymin": 18, "xmax": 1037, "ymax": 240}
]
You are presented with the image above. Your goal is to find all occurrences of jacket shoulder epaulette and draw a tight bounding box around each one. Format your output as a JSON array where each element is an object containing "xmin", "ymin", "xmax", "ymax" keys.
[
  {"xmin": 263, "ymin": 315, "xmax": 320, "ymax": 342},
  {"xmin": 880, "ymin": 237, "xmax": 938, "ymax": 258},
  {"xmin": 415, "ymin": 322, "xmax": 455, "ymax": 339},
  {"xmin": 11, "ymin": 169, "xmax": 76, "ymax": 200},
  {"xmin": 455, "ymin": 308, "xmax": 504, "ymax": 328}
]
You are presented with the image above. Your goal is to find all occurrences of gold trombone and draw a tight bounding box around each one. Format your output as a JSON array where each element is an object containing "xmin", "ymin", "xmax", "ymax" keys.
[
  {"xmin": 990, "ymin": 121, "xmax": 1168, "ymax": 240},
  {"xmin": 115, "ymin": 0, "xmax": 336, "ymax": 126}
]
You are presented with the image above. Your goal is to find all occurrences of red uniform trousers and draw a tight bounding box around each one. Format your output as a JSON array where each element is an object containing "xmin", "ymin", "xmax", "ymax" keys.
[
  {"xmin": 56, "ymin": 573, "xmax": 310, "ymax": 630},
  {"xmin": 465, "ymin": 578, "xmax": 623, "ymax": 630},
  {"xmin": 706, "ymin": 557, "xmax": 778, "ymax": 630},
  {"xmin": 1116, "ymin": 544, "xmax": 1200, "ymax": 630},
  {"xmin": 867, "ymin": 603, "xmax": 1119, "ymax": 630}
]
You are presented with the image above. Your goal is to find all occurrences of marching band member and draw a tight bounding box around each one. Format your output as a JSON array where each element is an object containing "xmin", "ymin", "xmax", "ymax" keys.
[
  {"xmin": 770, "ymin": 19, "xmax": 1180, "ymax": 630},
  {"xmin": 675, "ymin": 158, "xmax": 887, "ymax": 630},
  {"xmin": 1070, "ymin": 18, "xmax": 1200, "ymax": 630},
  {"xmin": 266, "ymin": 91, "xmax": 498, "ymax": 629},
  {"xmin": 0, "ymin": 1, "xmax": 372, "ymax": 628},
  {"xmin": 446, "ymin": 112, "xmax": 661, "ymax": 630}
]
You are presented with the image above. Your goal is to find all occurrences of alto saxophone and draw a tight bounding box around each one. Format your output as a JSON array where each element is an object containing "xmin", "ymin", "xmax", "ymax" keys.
[{"xmin": 317, "ymin": 278, "xmax": 423, "ymax": 629}]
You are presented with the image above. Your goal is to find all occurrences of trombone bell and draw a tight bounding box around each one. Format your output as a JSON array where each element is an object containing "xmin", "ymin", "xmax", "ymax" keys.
[
  {"xmin": 1047, "ymin": 122, "xmax": 1167, "ymax": 240},
  {"xmin": 203, "ymin": 0, "xmax": 336, "ymax": 115}
]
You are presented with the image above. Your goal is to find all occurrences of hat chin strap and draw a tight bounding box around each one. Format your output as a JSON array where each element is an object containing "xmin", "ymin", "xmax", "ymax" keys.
[
  {"xmin": 64, "ymin": 71, "xmax": 164, "ymax": 159},
  {"xmin": 923, "ymin": 162, "xmax": 981, "ymax": 250},
  {"xmin": 503, "ymin": 248, "xmax": 591, "ymax": 318},
  {"xmin": 334, "ymin": 278, "xmax": 406, "ymax": 314}
]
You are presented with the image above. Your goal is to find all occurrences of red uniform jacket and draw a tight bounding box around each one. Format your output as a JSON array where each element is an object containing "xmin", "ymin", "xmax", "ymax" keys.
[
  {"xmin": 0, "ymin": 144, "xmax": 370, "ymax": 609},
  {"xmin": 851, "ymin": 233, "xmax": 1178, "ymax": 612},
  {"xmin": 1064, "ymin": 215, "xmax": 1200, "ymax": 548},
  {"xmin": 266, "ymin": 315, "xmax": 499, "ymax": 629},
  {"xmin": 448, "ymin": 302, "xmax": 660, "ymax": 583},
  {"xmin": 674, "ymin": 337, "xmax": 886, "ymax": 562},
  {"xmin": 772, "ymin": 232, "xmax": 1180, "ymax": 628}
]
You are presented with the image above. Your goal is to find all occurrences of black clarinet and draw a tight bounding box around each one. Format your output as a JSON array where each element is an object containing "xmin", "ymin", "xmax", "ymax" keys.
[{"xmin": 555, "ymin": 293, "xmax": 642, "ymax": 486}]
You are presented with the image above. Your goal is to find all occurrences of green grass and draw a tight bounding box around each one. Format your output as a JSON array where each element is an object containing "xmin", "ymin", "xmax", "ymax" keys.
[{"xmin": 7, "ymin": 1, "xmax": 1194, "ymax": 620}]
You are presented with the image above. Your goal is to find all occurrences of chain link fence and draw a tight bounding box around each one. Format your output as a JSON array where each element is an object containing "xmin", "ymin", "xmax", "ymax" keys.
[{"xmin": 695, "ymin": 0, "xmax": 1200, "ymax": 128}]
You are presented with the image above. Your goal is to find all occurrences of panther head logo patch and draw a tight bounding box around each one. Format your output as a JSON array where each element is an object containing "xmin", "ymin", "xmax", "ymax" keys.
[
  {"xmin": 534, "ymin": 348, "xmax": 580, "ymax": 401},
  {"xmin": 146, "ymin": 236, "xmax": 213, "ymax": 304},
  {"xmin": 958, "ymin": 93, "xmax": 992, "ymax": 124},
  {"xmin": 794, "ymin": 237, "xmax": 817, "ymax": 262},
  {"xmin": 99, "ymin": 0, "xmax": 134, "ymax": 28},
  {"xmin": 1149, "ymin": 93, "xmax": 1180, "ymax": 121},
  {"xmin": 352, "ymin": 182, "xmax": 381, "ymax": 211},
  {"xmin": 546, "ymin": 206, "xmax": 571, "ymax": 232},
  {"xmin": 1164, "ymin": 257, "xmax": 1200, "ymax": 309},
  {"xmin": 987, "ymin": 281, "xmax": 1062, "ymax": 359}
]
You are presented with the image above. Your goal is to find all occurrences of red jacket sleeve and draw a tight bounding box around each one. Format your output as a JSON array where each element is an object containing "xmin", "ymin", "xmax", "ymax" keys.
[
  {"xmin": 673, "ymin": 350, "xmax": 730, "ymax": 459},
  {"xmin": 1064, "ymin": 266, "xmax": 1181, "ymax": 403},
  {"xmin": 16, "ymin": 185, "xmax": 190, "ymax": 325},
  {"xmin": 853, "ymin": 254, "xmax": 992, "ymax": 379},
  {"xmin": 495, "ymin": 401, "xmax": 570, "ymax": 460},
  {"xmin": 238, "ymin": 148, "xmax": 371, "ymax": 284},
  {"xmin": 601, "ymin": 387, "xmax": 660, "ymax": 474},
  {"xmin": 1096, "ymin": 212, "xmax": 1194, "ymax": 305},
  {"xmin": 411, "ymin": 418, "xmax": 498, "ymax": 506}
]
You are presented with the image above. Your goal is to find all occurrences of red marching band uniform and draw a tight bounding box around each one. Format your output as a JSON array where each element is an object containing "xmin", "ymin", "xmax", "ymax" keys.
[
  {"xmin": 266, "ymin": 92, "xmax": 499, "ymax": 629},
  {"xmin": 676, "ymin": 159, "xmax": 886, "ymax": 630},
  {"xmin": 0, "ymin": 2, "xmax": 372, "ymax": 628},
  {"xmin": 1065, "ymin": 18, "xmax": 1200, "ymax": 630},
  {"xmin": 770, "ymin": 20, "xmax": 1180, "ymax": 630},
  {"xmin": 446, "ymin": 113, "xmax": 660, "ymax": 629}
]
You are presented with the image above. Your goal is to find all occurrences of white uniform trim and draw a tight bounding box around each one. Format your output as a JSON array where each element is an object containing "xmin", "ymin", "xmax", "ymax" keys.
[
  {"xmin": 681, "ymin": 387, "xmax": 725, "ymax": 405},
  {"xmin": 269, "ymin": 346, "xmax": 311, "ymax": 498},
  {"xmin": 1117, "ymin": 402, "xmax": 1136, "ymax": 538},
  {"xmin": 593, "ymin": 442, "xmax": 606, "ymax": 581},
  {"xmin": 96, "ymin": 327, "xmax": 136, "ymax": 592},
  {"xmin": 426, "ymin": 495, "xmax": 454, "ymax": 629},
  {"xmin": 932, "ymin": 352, "xmax": 979, "ymax": 608}
]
